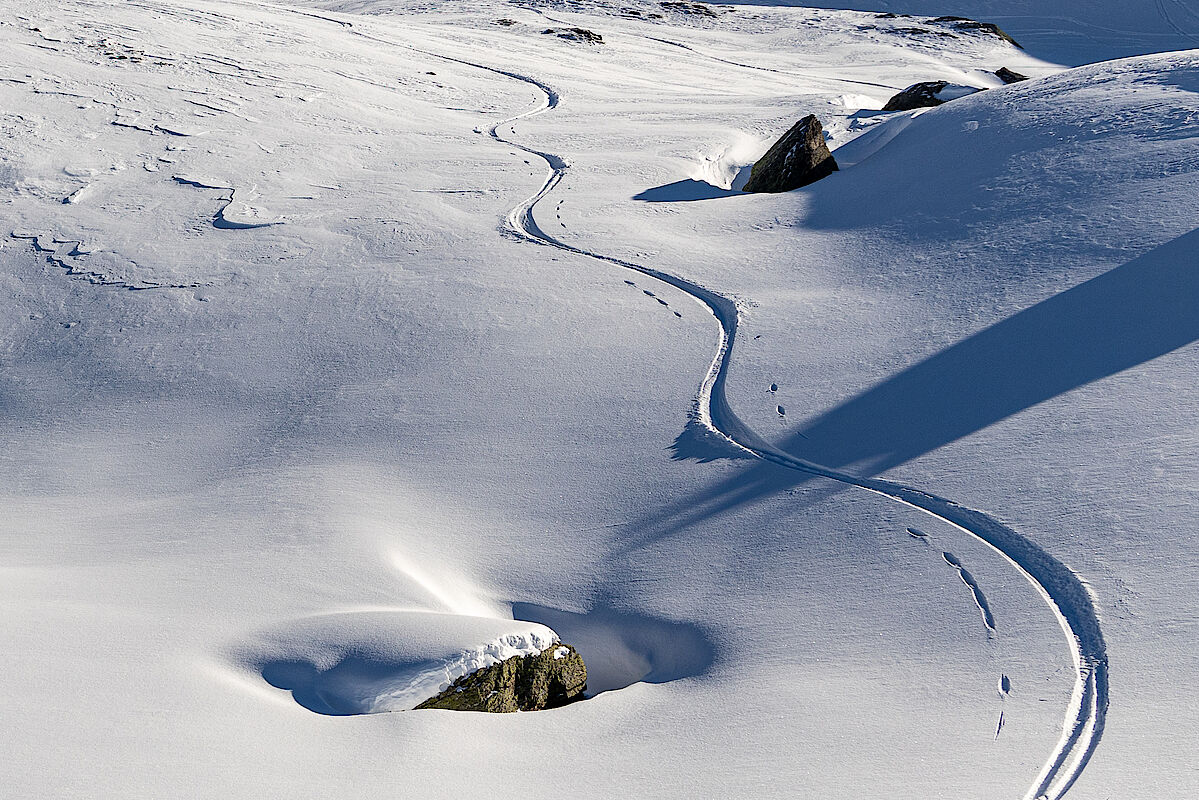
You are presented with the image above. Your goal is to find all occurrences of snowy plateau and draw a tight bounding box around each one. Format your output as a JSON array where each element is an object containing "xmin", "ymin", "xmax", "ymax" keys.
[{"xmin": 1, "ymin": 1, "xmax": 1198, "ymax": 798}]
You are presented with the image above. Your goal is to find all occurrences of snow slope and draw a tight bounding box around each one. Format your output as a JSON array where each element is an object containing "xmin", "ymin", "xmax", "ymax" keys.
[
  {"xmin": 723, "ymin": 0, "xmax": 1199, "ymax": 64},
  {"xmin": 2, "ymin": 2, "xmax": 1197, "ymax": 799}
]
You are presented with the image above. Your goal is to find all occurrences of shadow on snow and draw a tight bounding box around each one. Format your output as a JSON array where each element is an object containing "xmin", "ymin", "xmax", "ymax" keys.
[{"xmin": 642, "ymin": 227, "xmax": 1199, "ymax": 548}]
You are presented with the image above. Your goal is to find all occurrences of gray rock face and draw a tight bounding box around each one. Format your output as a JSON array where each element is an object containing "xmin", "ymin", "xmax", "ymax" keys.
[
  {"xmin": 995, "ymin": 67, "xmax": 1030, "ymax": 84},
  {"xmin": 742, "ymin": 115, "xmax": 837, "ymax": 194},
  {"xmin": 415, "ymin": 643, "xmax": 587, "ymax": 713},
  {"xmin": 882, "ymin": 81, "xmax": 980, "ymax": 112},
  {"xmin": 931, "ymin": 16, "xmax": 1022, "ymax": 48}
]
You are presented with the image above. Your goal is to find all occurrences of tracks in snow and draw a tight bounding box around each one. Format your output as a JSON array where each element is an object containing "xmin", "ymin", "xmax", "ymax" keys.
[
  {"xmin": 1155, "ymin": 0, "xmax": 1199, "ymax": 47},
  {"xmin": 474, "ymin": 62, "xmax": 1107, "ymax": 800},
  {"xmin": 248, "ymin": 7, "xmax": 1107, "ymax": 798}
]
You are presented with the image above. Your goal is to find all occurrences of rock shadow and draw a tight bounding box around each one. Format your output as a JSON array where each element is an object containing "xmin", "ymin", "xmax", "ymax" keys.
[
  {"xmin": 261, "ymin": 658, "xmax": 350, "ymax": 716},
  {"xmin": 512, "ymin": 602, "xmax": 717, "ymax": 694},
  {"xmin": 634, "ymin": 179, "xmax": 741, "ymax": 202}
]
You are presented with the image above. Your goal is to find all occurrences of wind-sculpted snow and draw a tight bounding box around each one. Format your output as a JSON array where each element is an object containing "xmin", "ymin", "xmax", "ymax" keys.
[
  {"xmin": 172, "ymin": 175, "xmax": 284, "ymax": 230},
  {"xmin": 8, "ymin": 3, "xmax": 1198, "ymax": 798},
  {"xmin": 464, "ymin": 43, "xmax": 1108, "ymax": 800},
  {"xmin": 10, "ymin": 231, "xmax": 205, "ymax": 291}
]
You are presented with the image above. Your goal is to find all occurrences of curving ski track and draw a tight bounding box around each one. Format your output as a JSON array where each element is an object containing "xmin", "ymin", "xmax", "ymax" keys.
[
  {"xmin": 474, "ymin": 65, "xmax": 1108, "ymax": 800},
  {"xmin": 255, "ymin": 7, "xmax": 1108, "ymax": 798}
]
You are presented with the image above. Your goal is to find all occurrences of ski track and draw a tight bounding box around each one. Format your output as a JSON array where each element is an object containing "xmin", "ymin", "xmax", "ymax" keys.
[
  {"xmin": 461, "ymin": 52, "xmax": 1108, "ymax": 800},
  {"xmin": 241, "ymin": 7, "xmax": 1108, "ymax": 799},
  {"xmin": 1155, "ymin": 0, "xmax": 1199, "ymax": 46}
]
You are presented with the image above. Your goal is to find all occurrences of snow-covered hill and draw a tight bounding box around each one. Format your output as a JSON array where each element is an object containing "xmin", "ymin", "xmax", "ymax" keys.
[
  {"xmin": 723, "ymin": 0, "xmax": 1199, "ymax": 64},
  {"xmin": 2, "ymin": 2, "xmax": 1196, "ymax": 799}
]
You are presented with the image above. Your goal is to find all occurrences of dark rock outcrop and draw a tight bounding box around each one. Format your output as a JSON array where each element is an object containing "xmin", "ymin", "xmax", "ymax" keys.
[
  {"xmin": 882, "ymin": 81, "xmax": 981, "ymax": 112},
  {"xmin": 930, "ymin": 16, "xmax": 1022, "ymax": 48},
  {"xmin": 742, "ymin": 115, "xmax": 837, "ymax": 193},
  {"xmin": 416, "ymin": 643, "xmax": 587, "ymax": 713},
  {"xmin": 542, "ymin": 27, "xmax": 604, "ymax": 45},
  {"xmin": 660, "ymin": 1, "xmax": 719, "ymax": 17},
  {"xmin": 995, "ymin": 67, "xmax": 1030, "ymax": 84},
  {"xmin": 620, "ymin": 8, "xmax": 664, "ymax": 20},
  {"xmin": 896, "ymin": 26, "xmax": 957, "ymax": 40}
]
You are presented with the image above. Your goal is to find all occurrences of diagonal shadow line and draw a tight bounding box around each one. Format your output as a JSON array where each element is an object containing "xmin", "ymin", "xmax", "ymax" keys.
[{"xmin": 621, "ymin": 226, "xmax": 1199, "ymax": 552}]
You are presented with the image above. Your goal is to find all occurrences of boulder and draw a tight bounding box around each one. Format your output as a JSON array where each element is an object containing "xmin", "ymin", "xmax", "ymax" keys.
[
  {"xmin": 883, "ymin": 81, "xmax": 981, "ymax": 112},
  {"xmin": 415, "ymin": 643, "xmax": 587, "ymax": 712},
  {"xmin": 995, "ymin": 67, "xmax": 1030, "ymax": 84},
  {"xmin": 742, "ymin": 115, "xmax": 838, "ymax": 193}
]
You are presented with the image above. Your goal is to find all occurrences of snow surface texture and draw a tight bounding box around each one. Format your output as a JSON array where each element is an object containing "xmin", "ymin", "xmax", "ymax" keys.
[{"xmin": 2, "ymin": 1, "xmax": 1198, "ymax": 799}]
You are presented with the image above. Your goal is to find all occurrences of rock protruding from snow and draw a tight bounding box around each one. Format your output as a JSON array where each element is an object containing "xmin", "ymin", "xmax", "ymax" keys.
[
  {"xmin": 882, "ymin": 81, "xmax": 981, "ymax": 112},
  {"xmin": 660, "ymin": 1, "xmax": 719, "ymax": 17},
  {"xmin": 416, "ymin": 643, "xmax": 587, "ymax": 713},
  {"xmin": 542, "ymin": 27, "xmax": 604, "ymax": 45},
  {"xmin": 742, "ymin": 115, "xmax": 837, "ymax": 193},
  {"xmin": 995, "ymin": 67, "xmax": 1030, "ymax": 84},
  {"xmin": 931, "ymin": 17, "xmax": 1022, "ymax": 49}
]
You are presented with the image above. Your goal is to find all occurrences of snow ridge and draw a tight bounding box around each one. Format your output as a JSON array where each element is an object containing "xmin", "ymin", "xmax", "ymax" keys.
[{"xmin": 10, "ymin": 231, "xmax": 204, "ymax": 291}]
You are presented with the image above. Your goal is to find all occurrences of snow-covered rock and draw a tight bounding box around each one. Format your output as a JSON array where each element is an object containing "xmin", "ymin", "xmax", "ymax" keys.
[
  {"xmin": 882, "ymin": 80, "xmax": 982, "ymax": 111},
  {"xmin": 237, "ymin": 612, "xmax": 561, "ymax": 714},
  {"xmin": 416, "ymin": 642, "xmax": 587, "ymax": 712}
]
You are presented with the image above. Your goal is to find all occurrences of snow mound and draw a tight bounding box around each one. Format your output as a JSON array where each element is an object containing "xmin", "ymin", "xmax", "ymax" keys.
[
  {"xmin": 812, "ymin": 52, "xmax": 1199, "ymax": 246},
  {"xmin": 689, "ymin": 131, "xmax": 768, "ymax": 190}
]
